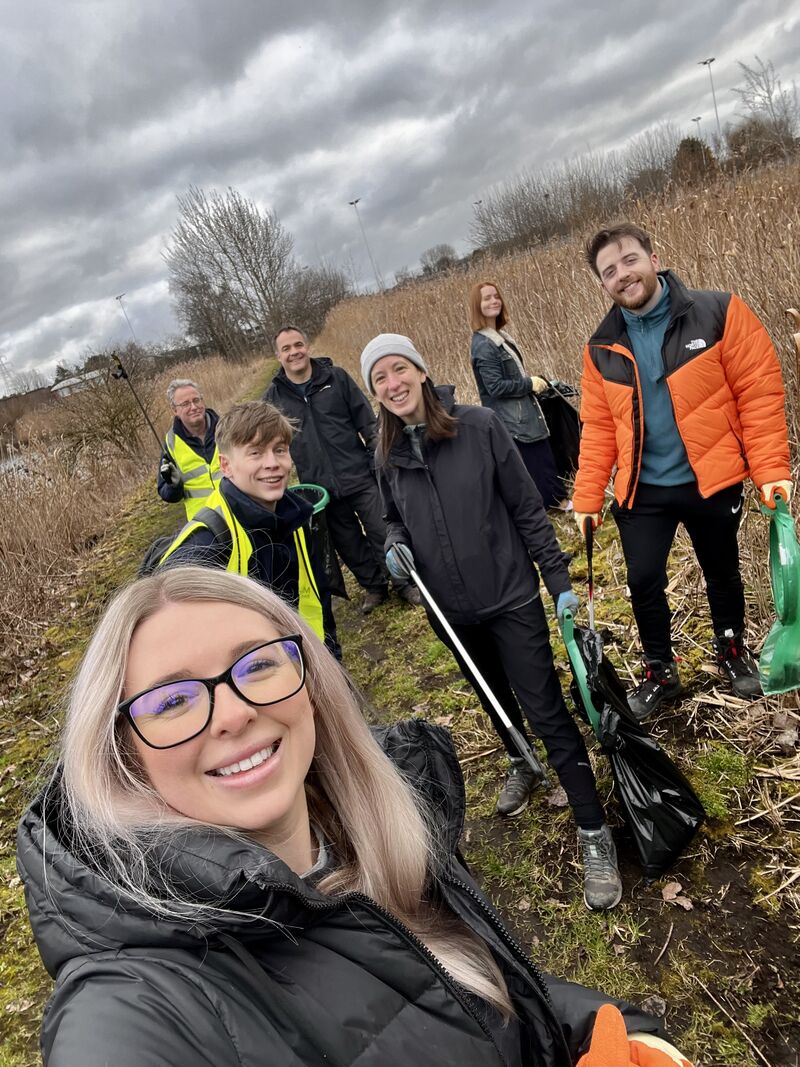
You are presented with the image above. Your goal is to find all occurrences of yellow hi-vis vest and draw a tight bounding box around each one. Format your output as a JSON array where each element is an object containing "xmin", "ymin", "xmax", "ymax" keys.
[
  {"xmin": 158, "ymin": 489, "xmax": 325, "ymax": 641},
  {"xmin": 165, "ymin": 427, "xmax": 222, "ymax": 521}
]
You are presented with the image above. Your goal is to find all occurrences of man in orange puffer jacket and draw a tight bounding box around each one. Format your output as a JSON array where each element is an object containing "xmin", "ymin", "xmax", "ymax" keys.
[{"xmin": 573, "ymin": 223, "xmax": 792, "ymax": 720}]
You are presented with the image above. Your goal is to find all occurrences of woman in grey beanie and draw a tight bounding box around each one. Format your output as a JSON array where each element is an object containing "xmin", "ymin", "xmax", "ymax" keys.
[{"xmin": 359, "ymin": 335, "xmax": 623, "ymax": 912}]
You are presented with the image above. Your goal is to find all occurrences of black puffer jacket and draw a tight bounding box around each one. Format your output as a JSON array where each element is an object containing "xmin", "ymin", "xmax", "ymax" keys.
[
  {"xmin": 378, "ymin": 389, "xmax": 571, "ymax": 625},
  {"xmin": 265, "ymin": 358, "xmax": 378, "ymax": 497},
  {"xmin": 17, "ymin": 720, "xmax": 661, "ymax": 1066}
]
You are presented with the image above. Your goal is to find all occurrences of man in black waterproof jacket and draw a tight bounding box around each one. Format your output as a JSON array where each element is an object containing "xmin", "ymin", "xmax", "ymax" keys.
[{"xmin": 264, "ymin": 326, "xmax": 421, "ymax": 614}]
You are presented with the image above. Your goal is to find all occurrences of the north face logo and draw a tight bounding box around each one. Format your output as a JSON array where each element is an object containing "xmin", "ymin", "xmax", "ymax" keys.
[{"xmin": 685, "ymin": 338, "xmax": 707, "ymax": 351}]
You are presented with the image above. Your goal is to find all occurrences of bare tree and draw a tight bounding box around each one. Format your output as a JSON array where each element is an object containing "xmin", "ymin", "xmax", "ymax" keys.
[
  {"xmin": 730, "ymin": 57, "xmax": 798, "ymax": 162},
  {"xmin": 164, "ymin": 186, "xmax": 296, "ymax": 352},
  {"xmin": 282, "ymin": 263, "xmax": 352, "ymax": 337},
  {"xmin": 11, "ymin": 368, "xmax": 48, "ymax": 393},
  {"xmin": 420, "ymin": 243, "xmax": 458, "ymax": 275},
  {"xmin": 670, "ymin": 137, "xmax": 719, "ymax": 186}
]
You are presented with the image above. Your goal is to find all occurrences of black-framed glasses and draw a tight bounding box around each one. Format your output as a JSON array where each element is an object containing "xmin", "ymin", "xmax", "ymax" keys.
[{"xmin": 117, "ymin": 635, "xmax": 305, "ymax": 750}]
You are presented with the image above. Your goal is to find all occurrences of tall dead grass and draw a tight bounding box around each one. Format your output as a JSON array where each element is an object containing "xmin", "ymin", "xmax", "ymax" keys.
[
  {"xmin": 316, "ymin": 162, "xmax": 800, "ymax": 645},
  {"xmin": 0, "ymin": 353, "xmax": 266, "ymax": 673}
]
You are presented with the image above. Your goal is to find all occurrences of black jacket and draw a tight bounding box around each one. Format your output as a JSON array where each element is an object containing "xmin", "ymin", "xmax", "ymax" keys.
[
  {"xmin": 265, "ymin": 358, "xmax": 378, "ymax": 496},
  {"xmin": 157, "ymin": 409, "xmax": 219, "ymax": 504},
  {"xmin": 379, "ymin": 389, "xmax": 572, "ymax": 625},
  {"xmin": 18, "ymin": 720, "xmax": 660, "ymax": 1066},
  {"xmin": 470, "ymin": 333, "xmax": 549, "ymax": 443},
  {"xmin": 164, "ymin": 478, "xmax": 340, "ymax": 657}
]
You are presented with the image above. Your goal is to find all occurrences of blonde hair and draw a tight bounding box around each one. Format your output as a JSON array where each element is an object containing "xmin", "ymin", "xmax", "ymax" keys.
[
  {"xmin": 216, "ymin": 401, "xmax": 295, "ymax": 455},
  {"xmin": 56, "ymin": 567, "xmax": 512, "ymax": 1016}
]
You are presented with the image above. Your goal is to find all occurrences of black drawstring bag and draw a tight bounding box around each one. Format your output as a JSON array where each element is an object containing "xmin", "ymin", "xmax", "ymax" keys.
[
  {"xmin": 538, "ymin": 382, "xmax": 581, "ymax": 479},
  {"xmin": 565, "ymin": 622, "xmax": 705, "ymax": 879},
  {"xmin": 560, "ymin": 521, "xmax": 705, "ymax": 879}
]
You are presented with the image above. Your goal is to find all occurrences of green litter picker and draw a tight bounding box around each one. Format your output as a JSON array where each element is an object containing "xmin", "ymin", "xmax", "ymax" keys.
[{"xmin": 759, "ymin": 493, "xmax": 800, "ymax": 695}]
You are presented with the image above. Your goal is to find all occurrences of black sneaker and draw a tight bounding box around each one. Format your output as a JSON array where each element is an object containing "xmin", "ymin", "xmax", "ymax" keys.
[
  {"xmin": 495, "ymin": 758, "xmax": 546, "ymax": 817},
  {"xmin": 627, "ymin": 659, "xmax": 683, "ymax": 721},
  {"xmin": 577, "ymin": 824, "xmax": 623, "ymax": 910},
  {"xmin": 714, "ymin": 630, "xmax": 762, "ymax": 699},
  {"xmin": 361, "ymin": 589, "xmax": 389, "ymax": 615}
]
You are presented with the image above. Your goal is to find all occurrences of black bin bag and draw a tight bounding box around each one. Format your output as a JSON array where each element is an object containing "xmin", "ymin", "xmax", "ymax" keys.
[{"xmin": 561, "ymin": 615, "xmax": 705, "ymax": 879}]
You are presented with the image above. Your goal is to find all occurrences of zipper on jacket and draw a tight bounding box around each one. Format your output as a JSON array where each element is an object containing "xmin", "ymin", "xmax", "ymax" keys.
[{"xmin": 246, "ymin": 878, "xmax": 508, "ymax": 1063}]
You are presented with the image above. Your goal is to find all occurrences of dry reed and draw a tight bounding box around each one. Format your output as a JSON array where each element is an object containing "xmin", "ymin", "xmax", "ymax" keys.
[{"xmin": 0, "ymin": 354, "xmax": 266, "ymax": 674}]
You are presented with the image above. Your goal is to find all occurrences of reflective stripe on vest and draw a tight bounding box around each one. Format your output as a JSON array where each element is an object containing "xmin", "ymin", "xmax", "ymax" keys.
[
  {"xmin": 165, "ymin": 428, "xmax": 222, "ymax": 520},
  {"xmin": 158, "ymin": 491, "xmax": 325, "ymax": 641}
]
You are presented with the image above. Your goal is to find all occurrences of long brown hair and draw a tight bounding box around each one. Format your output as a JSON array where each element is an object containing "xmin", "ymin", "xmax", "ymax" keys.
[
  {"xmin": 468, "ymin": 280, "xmax": 508, "ymax": 331},
  {"xmin": 377, "ymin": 379, "xmax": 458, "ymax": 464}
]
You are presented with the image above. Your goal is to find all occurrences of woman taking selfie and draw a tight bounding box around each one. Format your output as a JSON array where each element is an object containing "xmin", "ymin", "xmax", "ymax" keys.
[
  {"xmin": 17, "ymin": 567, "xmax": 685, "ymax": 1065},
  {"xmin": 360, "ymin": 334, "xmax": 622, "ymax": 912},
  {"xmin": 469, "ymin": 280, "xmax": 570, "ymax": 511}
]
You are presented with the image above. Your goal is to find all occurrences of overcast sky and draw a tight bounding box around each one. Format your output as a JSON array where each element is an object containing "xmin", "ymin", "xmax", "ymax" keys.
[{"xmin": 1, "ymin": 0, "xmax": 799, "ymax": 390}]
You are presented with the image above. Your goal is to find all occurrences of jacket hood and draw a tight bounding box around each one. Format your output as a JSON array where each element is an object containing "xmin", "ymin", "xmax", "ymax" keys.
[
  {"xmin": 272, "ymin": 357, "xmax": 334, "ymax": 391},
  {"xmin": 220, "ymin": 478, "xmax": 313, "ymax": 534},
  {"xmin": 17, "ymin": 720, "xmax": 464, "ymax": 978}
]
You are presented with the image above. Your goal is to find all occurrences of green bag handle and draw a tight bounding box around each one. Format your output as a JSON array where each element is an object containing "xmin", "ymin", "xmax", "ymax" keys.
[
  {"xmin": 290, "ymin": 483, "xmax": 330, "ymax": 515},
  {"xmin": 560, "ymin": 608, "xmax": 603, "ymax": 738},
  {"xmin": 760, "ymin": 495, "xmax": 800, "ymax": 625}
]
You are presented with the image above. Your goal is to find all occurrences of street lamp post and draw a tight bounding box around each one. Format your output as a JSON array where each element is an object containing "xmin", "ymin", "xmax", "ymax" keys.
[
  {"xmin": 348, "ymin": 198, "xmax": 384, "ymax": 293},
  {"xmin": 115, "ymin": 293, "xmax": 138, "ymax": 344},
  {"xmin": 691, "ymin": 116, "xmax": 702, "ymax": 139},
  {"xmin": 698, "ymin": 58, "xmax": 722, "ymax": 145}
]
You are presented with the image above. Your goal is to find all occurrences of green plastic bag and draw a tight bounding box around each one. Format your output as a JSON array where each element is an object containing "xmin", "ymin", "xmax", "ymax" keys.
[{"xmin": 759, "ymin": 496, "xmax": 800, "ymax": 695}]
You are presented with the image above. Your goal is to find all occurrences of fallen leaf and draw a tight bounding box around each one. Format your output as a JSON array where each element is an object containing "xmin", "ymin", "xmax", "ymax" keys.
[
  {"xmin": 434, "ymin": 714, "xmax": 453, "ymax": 727},
  {"xmin": 613, "ymin": 944, "xmax": 626, "ymax": 956},
  {"xmin": 545, "ymin": 785, "xmax": 569, "ymax": 808},
  {"xmin": 640, "ymin": 995, "xmax": 667, "ymax": 1018},
  {"xmin": 661, "ymin": 881, "xmax": 683, "ymax": 902},
  {"xmin": 5, "ymin": 999, "xmax": 34, "ymax": 1014},
  {"xmin": 672, "ymin": 895, "xmax": 694, "ymax": 911},
  {"xmin": 516, "ymin": 896, "xmax": 531, "ymax": 912}
]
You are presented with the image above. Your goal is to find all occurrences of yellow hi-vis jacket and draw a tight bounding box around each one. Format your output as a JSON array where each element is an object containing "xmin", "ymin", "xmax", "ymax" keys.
[
  {"xmin": 165, "ymin": 427, "xmax": 222, "ymax": 521},
  {"xmin": 158, "ymin": 489, "xmax": 325, "ymax": 641}
]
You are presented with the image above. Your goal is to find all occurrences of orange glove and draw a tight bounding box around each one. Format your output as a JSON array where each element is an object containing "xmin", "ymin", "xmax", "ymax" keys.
[
  {"xmin": 577, "ymin": 1004, "xmax": 692, "ymax": 1067},
  {"xmin": 760, "ymin": 480, "xmax": 792, "ymax": 509}
]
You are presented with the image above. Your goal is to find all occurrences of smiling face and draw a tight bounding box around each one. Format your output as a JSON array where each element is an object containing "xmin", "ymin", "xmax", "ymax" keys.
[
  {"xmin": 125, "ymin": 599, "xmax": 316, "ymax": 869},
  {"xmin": 275, "ymin": 330, "xmax": 312, "ymax": 383},
  {"xmin": 219, "ymin": 434, "xmax": 292, "ymax": 510},
  {"xmin": 479, "ymin": 285, "xmax": 503, "ymax": 324},
  {"xmin": 595, "ymin": 236, "xmax": 661, "ymax": 311},
  {"xmin": 371, "ymin": 355, "xmax": 427, "ymax": 424},
  {"xmin": 171, "ymin": 385, "xmax": 207, "ymax": 436}
]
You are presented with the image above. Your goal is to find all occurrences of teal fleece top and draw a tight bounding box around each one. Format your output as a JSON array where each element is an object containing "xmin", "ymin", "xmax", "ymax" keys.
[{"xmin": 621, "ymin": 281, "xmax": 693, "ymax": 486}]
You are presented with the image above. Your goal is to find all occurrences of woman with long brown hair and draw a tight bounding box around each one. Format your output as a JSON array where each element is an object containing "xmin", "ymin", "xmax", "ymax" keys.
[
  {"xmin": 360, "ymin": 333, "xmax": 622, "ymax": 913},
  {"xmin": 469, "ymin": 280, "xmax": 570, "ymax": 510}
]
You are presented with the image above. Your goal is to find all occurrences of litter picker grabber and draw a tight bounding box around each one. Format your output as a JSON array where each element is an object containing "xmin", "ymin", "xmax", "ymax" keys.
[
  {"xmin": 408, "ymin": 565, "xmax": 548, "ymax": 782},
  {"xmin": 111, "ymin": 352, "xmax": 165, "ymax": 453}
]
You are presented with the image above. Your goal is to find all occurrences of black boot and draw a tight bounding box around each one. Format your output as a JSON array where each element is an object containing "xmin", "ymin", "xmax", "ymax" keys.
[
  {"xmin": 627, "ymin": 659, "xmax": 683, "ymax": 721},
  {"xmin": 714, "ymin": 630, "xmax": 762, "ymax": 699}
]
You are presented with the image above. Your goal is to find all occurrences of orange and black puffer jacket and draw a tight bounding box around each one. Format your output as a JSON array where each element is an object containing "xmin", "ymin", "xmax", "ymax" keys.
[{"xmin": 573, "ymin": 271, "xmax": 791, "ymax": 513}]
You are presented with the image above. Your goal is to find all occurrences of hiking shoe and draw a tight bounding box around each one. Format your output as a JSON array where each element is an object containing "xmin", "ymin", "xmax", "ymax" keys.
[
  {"xmin": 361, "ymin": 589, "xmax": 389, "ymax": 615},
  {"xmin": 627, "ymin": 659, "xmax": 683, "ymax": 721},
  {"xmin": 397, "ymin": 584, "xmax": 422, "ymax": 607},
  {"xmin": 578, "ymin": 824, "xmax": 623, "ymax": 911},
  {"xmin": 495, "ymin": 757, "xmax": 546, "ymax": 817},
  {"xmin": 714, "ymin": 630, "xmax": 762, "ymax": 699}
]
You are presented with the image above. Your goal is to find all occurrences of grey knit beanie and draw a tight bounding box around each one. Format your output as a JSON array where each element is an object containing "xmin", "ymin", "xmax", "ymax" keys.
[{"xmin": 360, "ymin": 333, "xmax": 430, "ymax": 394}]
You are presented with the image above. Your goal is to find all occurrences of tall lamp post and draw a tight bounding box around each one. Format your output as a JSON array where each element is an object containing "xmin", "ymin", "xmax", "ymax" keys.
[
  {"xmin": 698, "ymin": 58, "xmax": 722, "ymax": 145},
  {"xmin": 348, "ymin": 198, "xmax": 384, "ymax": 293},
  {"xmin": 115, "ymin": 293, "xmax": 138, "ymax": 344},
  {"xmin": 691, "ymin": 116, "xmax": 702, "ymax": 139}
]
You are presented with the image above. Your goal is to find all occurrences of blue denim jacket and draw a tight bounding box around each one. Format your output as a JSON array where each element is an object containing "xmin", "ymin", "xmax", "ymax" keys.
[{"xmin": 470, "ymin": 330, "xmax": 549, "ymax": 443}]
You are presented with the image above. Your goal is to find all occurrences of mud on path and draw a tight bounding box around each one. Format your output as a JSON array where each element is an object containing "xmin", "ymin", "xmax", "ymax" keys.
[{"xmin": 338, "ymin": 515, "xmax": 800, "ymax": 1067}]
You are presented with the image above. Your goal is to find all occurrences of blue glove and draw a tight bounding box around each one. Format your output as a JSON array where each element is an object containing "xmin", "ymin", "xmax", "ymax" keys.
[
  {"xmin": 556, "ymin": 590, "xmax": 579, "ymax": 623},
  {"xmin": 386, "ymin": 543, "xmax": 416, "ymax": 582}
]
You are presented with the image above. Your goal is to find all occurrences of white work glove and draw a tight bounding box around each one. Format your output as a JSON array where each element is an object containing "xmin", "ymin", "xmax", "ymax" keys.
[
  {"xmin": 573, "ymin": 511, "xmax": 600, "ymax": 536},
  {"xmin": 760, "ymin": 480, "xmax": 792, "ymax": 508},
  {"xmin": 530, "ymin": 375, "xmax": 549, "ymax": 395},
  {"xmin": 160, "ymin": 460, "xmax": 182, "ymax": 488}
]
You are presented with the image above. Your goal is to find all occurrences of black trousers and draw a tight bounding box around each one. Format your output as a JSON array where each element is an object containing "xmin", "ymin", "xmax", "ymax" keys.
[
  {"xmin": 325, "ymin": 483, "xmax": 392, "ymax": 593},
  {"xmin": 612, "ymin": 481, "xmax": 746, "ymax": 663},
  {"xmin": 514, "ymin": 439, "xmax": 564, "ymax": 508},
  {"xmin": 427, "ymin": 595, "xmax": 604, "ymax": 829}
]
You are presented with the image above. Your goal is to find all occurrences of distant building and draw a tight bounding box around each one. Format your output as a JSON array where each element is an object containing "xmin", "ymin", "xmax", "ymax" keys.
[{"xmin": 50, "ymin": 368, "xmax": 105, "ymax": 398}]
